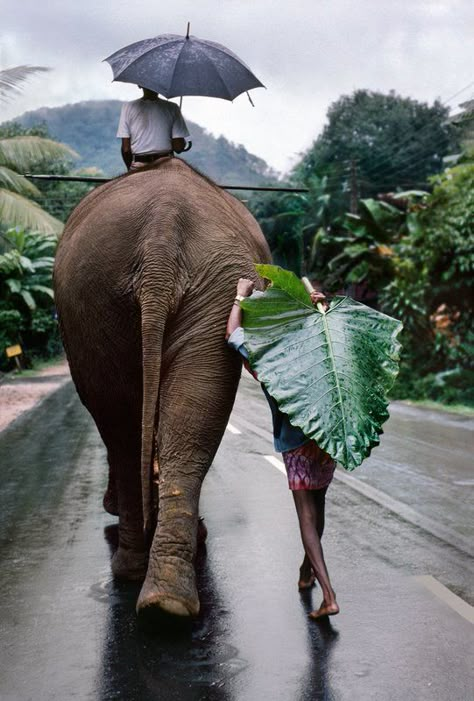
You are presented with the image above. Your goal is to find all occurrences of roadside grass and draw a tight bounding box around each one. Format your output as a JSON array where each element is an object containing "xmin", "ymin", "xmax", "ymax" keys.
[
  {"xmin": 400, "ymin": 398, "xmax": 474, "ymax": 417},
  {"xmin": 10, "ymin": 354, "xmax": 66, "ymax": 378}
]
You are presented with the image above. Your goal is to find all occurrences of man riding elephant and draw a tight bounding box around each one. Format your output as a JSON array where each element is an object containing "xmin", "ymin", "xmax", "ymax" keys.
[{"xmin": 54, "ymin": 158, "xmax": 270, "ymax": 622}]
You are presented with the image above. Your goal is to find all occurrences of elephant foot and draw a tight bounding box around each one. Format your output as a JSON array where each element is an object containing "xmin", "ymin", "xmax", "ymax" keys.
[
  {"xmin": 103, "ymin": 488, "xmax": 118, "ymax": 517},
  {"xmin": 136, "ymin": 558, "xmax": 199, "ymax": 621},
  {"xmin": 111, "ymin": 546, "xmax": 148, "ymax": 581}
]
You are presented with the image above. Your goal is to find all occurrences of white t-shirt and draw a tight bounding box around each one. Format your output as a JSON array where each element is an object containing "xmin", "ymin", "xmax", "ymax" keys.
[{"xmin": 116, "ymin": 97, "xmax": 190, "ymax": 154}]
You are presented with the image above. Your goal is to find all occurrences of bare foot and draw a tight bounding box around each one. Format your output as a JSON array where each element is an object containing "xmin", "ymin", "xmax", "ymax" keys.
[
  {"xmin": 298, "ymin": 558, "xmax": 316, "ymax": 590},
  {"xmin": 308, "ymin": 598, "xmax": 340, "ymax": 620},
  {"xmin": 298, "ymin": 570, "xmax": 316, "ymax": 590}
]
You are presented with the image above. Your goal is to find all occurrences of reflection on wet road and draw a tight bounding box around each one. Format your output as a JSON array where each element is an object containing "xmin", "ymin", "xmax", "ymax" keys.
[{"xmin": 0, "ymin": 381, "xmax": 473, "ymax": 700}]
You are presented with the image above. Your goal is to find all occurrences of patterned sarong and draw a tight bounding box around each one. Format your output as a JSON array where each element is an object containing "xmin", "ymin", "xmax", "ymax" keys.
[{"xmin": 282, "ymin": 440, "xmax": 336, "ymax": 491}]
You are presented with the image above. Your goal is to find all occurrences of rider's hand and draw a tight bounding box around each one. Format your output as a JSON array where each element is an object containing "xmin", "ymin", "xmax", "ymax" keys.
[{"xmin": 237, "ymin": 278, "xmax": 255, "ymax": 297}]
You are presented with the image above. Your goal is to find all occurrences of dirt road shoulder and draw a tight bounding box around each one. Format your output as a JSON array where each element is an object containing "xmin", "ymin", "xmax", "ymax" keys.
[{"xmin": 0, "ymin": 358, "xmax": 71, "ymax": 433}]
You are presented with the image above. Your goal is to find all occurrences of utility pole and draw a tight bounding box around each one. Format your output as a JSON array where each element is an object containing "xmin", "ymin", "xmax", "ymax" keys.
[{"xmin": 350, "ymin": 159, "xmax": 359, "ymax": 213}]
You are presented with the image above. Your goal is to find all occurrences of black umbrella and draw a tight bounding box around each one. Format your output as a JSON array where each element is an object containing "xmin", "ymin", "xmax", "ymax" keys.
[{"xmin": 104, "ymin": 25, "xmax": 264, "ymax": 103}]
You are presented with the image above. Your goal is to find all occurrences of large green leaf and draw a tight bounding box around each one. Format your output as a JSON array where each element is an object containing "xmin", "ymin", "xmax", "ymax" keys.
[
  {"xmin": 0, "ymin": 189, "xmax": 64, "ymax": 233},
  {"xmin": 0, "ymin": 166, "xmax": 41, "ymax": 196},
  {"xmin": 241, "ymin": 265, "xmax": 403, "ymax": 470},
  {"xmin": 0, "ymin": 136, "xmax": 78, "ymax": 170}
]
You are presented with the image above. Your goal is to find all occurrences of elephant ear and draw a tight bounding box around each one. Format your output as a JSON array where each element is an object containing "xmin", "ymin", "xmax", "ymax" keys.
[{"xmin": 241, "ymin": 264, "xmax": 403, "ymax": 470}]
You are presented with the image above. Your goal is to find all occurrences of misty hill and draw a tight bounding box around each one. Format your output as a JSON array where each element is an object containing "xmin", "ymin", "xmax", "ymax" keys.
[{"xmin": 14, "ymin": 100, "xmax": 278, "ymax": 185}]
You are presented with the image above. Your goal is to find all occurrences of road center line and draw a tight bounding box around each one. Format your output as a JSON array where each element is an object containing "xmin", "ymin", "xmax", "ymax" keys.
[
  {"xmin": 226, "ymin": 423, "xmax": 242, "ymax": 435},
  {"xmin": 263, "ymin": 455, "xmax": 286, "ymax": 475},
  {"xmin": 415, "ymin": 575, "xmax": 474, "ymax": 624}
]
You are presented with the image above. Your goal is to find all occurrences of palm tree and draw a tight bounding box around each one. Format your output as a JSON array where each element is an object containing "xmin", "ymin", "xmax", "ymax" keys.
[{"xmin": 0, "ymin": 66, "xmax": 78, "ymax": 234}]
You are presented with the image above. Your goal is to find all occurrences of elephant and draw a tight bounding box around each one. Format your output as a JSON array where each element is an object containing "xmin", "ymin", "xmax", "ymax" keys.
[{"xmin": 53, "ymin": 158, "xmax": 270, "ymax": 622}]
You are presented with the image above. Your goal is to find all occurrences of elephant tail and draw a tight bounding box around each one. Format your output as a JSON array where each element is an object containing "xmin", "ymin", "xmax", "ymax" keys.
[{"xmin": 140, "ymin": 301, "xmax": 167, "ymax": 535}]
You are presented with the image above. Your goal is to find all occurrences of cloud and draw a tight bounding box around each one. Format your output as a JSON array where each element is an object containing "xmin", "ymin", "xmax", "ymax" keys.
[{"xmin": 1, "ymin": 0, "xmax": 473, "ymax": 172}]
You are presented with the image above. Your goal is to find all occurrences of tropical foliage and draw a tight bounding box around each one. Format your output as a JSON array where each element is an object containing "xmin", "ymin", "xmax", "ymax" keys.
[
  {"xmin": 293, "ymin": 90, "xmax": 457, "ymax": 219},
  {"xmin": 0, "ymin": 66, "xmax": 77, "ymax": 234},
  {"xmin": 1, "ymin": 120, "xmax": 97, "ymax": 224},
  {"xmin": 241, "ymin": 265, "xmax": 402, "ymax": 469},
  {"xmin": 381, "ymin": 165, "xmax": 474, "ymax": 404},
  {"xmin": 0, "ymin": 227, "xmax": 60, "ymax": 370},
  {"xmin": 249, "ymin": 90, "xmax": 472, "ymax": 407},
  {"xmin": 0, "ymin": 66, "xmax": 76, "ymax": 370},
  {"xmin": 291, "ymin": 174, "xmax": 473, "ymax": 406},
  {"xmin": 249, "ymin": 175, "xmax": 330, "ymax": 276}
]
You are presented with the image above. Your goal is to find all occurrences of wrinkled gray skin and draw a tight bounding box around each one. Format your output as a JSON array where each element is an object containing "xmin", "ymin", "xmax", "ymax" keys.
[{"xmin": 54, "ymin": 159, "xmax": 270, "ymax": 621}]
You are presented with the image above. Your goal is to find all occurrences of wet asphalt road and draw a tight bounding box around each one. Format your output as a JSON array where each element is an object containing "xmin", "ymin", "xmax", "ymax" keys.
[{"xmin": 0, "ymin": 375, "xmax": 473, "ymax": 701}]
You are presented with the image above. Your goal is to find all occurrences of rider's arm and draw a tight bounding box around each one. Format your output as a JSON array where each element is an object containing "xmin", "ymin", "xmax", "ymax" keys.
[{"xmin": 121, "ymin": 138, "xmax": 132, "ymax": 170}]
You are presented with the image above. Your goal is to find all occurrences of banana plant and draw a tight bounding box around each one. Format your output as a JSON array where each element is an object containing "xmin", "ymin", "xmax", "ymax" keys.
[
  {"xmin": 241, "ymin": 265, "xmax": 403, "ymax": 470},
  {"xmin": 0, "ymin": 228, "xmax": 56, "ymax": 310},
  {"xmin": 0, "ymin": 66, "xmax": 78, "ymax": 233}
]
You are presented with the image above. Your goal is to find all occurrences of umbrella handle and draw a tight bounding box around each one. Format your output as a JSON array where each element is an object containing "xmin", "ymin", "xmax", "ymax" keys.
[{"xmin": 182, "ymin": 140, "xmax": 193, "ymax": 152}]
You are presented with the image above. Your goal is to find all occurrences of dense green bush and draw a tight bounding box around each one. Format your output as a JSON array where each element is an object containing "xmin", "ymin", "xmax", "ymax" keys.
[
  {"xmin": 252, "ymin": 158, "xmax": 473, "ymax": 407},
  {"xmin": 0, "ymin": 227, "xmax": 59, "ymax": 370}
]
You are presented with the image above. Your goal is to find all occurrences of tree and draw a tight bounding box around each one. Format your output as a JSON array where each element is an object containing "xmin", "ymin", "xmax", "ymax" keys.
[
  {"xmin": 310, "ymin": 167, "xmax": 474, "ymax": 405},
  {"xmin": 249, "ymin": 175, "xmax": 331, "ymax": 276},
  {"xmin": 0, "ymin": 120, "xmax": 97, "ymax": 224},
  {"xmin": 0, "ymin": 66, "xmax": 77, "ymax": 233},
  {"xmin": 311, "ymin": 193, "xmax": 428, "ymax": 299},
  {"xmin": 293, "ymin": 90, "xmax": 458, "ymax": 218}
]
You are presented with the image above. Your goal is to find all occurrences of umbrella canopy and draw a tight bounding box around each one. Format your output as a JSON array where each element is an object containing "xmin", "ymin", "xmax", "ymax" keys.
[{"xmin": 104, "ymin": 33, "xmax": 264, "ymax": 101}]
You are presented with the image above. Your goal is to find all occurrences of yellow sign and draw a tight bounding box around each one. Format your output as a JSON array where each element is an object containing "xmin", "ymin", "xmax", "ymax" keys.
[{"xmin": 6, "ymin": 344, "xmax": 22, "ymax": 358}]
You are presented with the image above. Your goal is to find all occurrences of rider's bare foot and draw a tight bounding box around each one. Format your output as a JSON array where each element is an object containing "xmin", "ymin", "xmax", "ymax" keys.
[{"xmin": 308, "ymin": 598, "xmax": 340, "ymax": 620}]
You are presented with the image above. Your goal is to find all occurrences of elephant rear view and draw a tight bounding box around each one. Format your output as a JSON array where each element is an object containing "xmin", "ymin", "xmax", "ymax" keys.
[{"xmin": 54, "ymin": 158, "xmax": 270, "ymax": 621}]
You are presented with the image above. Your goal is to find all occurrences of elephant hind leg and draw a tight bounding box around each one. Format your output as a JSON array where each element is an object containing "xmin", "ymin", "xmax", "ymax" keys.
[
  {"xmin": 137, "ymin": 345, "xmax": 240, "ymax": 620},
  {"xmin": 103, "ymin": 457, "xmax": 119, "ymax": 516},
  {"xmin": 97, "ymin": 413, "xmax": 149, "ymax": 582}
]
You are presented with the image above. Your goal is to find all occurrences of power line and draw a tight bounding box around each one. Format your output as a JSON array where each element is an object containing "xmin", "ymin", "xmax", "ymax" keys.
[
  {"xmin": 357, "ymin": 81, "xmax": 474, "ymax": 178},
  {"xmin": 361, "ymin": 132, "xmax": 455, "ymax": 185},
  {"xmin": 313, "ymin": 81, "xmax": 474, "ymax": 185},
  {"xmin": 354, "ymin": 81, "xmax": 474, "ymax": 180}
]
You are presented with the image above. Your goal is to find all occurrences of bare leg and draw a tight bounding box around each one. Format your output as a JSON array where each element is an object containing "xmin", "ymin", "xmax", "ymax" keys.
[
  {"xmin": 109, "ymin": 436, "xmax": 149, "ymax": 582},
  {"xmin": 298, "ymin": 554, "xmax": 315, "ymax": 590},
  {"xmin": 292, "ymin": 489, "xmax": 339, "ymax": 618},
  {"xmin": 298, "ymin": 488, "xmax": 326, "ymax": 589}
]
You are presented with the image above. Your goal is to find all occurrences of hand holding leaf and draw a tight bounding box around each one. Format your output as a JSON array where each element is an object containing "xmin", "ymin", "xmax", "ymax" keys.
[{"xmin": 241, "ymin": 265, "xmax": 403, "ymax": 470}]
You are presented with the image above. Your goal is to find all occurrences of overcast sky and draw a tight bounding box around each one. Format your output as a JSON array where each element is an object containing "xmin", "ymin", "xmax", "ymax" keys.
[{"xmin": 1, "ymin": 0, "xmax": 473, "ymax": 173}]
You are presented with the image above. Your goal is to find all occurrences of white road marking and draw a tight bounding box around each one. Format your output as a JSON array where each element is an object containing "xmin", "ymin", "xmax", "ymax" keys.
[
  {"xmin": 234, "ymin": 411, "xmax": 474, "ymax": 557},
  {"xmin": 263, "ymin": 455, "xmax": 286, "ymax": 475},
  {"xmin": 226, "ymin": 423, "xmax": 242, "ymax": 435},
  {"xmin": 415, "ymin": 575, "xmax": 474, "ymax": 624},
  {"xmin": 334, "ymin": 469, "xmax": 474, "ymax": 557}
]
